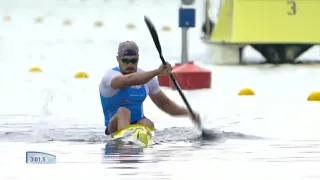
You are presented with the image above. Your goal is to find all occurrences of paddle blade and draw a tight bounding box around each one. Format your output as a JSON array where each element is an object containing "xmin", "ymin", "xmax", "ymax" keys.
[
  {"xmin": 201, "ymin": 129, "xmax": 218, "ymax": 140},
  {"xmin": 144, "ymin": 16, "xmax": 163, "ymax": 56}
]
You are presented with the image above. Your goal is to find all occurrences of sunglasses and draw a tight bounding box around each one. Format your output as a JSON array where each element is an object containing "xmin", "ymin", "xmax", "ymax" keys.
[{"xmin": 121, "ymin": 58, "xmax": 138, "ymax": 64}]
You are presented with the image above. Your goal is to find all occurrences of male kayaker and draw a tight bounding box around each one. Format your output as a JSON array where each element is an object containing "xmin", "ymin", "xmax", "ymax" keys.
[{"xmin": 99, "ymin": 41, "xmax": 201, "ymax": 135}]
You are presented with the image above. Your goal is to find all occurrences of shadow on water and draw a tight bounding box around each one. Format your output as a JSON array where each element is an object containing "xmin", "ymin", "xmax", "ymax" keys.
[
  {"xmin": 102, "ymin": 140, "xmax": 146, "ymax": 166},
  {"xmin": 0, "ymin": 126, "xmax": 263, "ymax": 143},
  {"xmin": 153, "ymin": 127, "xmax": 263, "ymax": 143},
  {"xmin": 101, "ymin": 142, "xmax": 172, "ymax": 178},
  {"xmin": 99, "ymin": 128, "xmax": 264, "ymax": 170}
]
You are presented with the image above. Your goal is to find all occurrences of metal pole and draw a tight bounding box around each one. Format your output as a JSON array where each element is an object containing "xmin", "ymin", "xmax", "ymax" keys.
[{"xmin": 181, "ymin": 27, "xmax": 188, "ymax": 64}]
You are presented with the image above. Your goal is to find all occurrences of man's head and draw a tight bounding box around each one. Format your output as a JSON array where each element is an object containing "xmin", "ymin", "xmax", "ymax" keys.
[{"xmin": 117, "ymin": 41, "xmax": 139, "ymax": 74}]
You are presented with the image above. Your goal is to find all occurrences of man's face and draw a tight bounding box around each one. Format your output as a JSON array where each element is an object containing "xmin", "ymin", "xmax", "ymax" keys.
[{"xmin": 117, "ymin": 55, "xmax": 139, "ymax": 74}]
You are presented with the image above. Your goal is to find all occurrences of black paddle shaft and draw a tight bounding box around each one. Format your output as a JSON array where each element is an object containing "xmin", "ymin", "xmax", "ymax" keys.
[
  {"xmin": 143, "ymin": 16, "xmax": 196, "ymax": 119},
  {"xmin": 144, "ymin": 16, "xmax": 215, "ymax": 139}
]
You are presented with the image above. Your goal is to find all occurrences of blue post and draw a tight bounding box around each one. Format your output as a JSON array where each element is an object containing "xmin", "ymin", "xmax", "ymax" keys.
[{"xmin": 179, "ymin": 7, "xmax": 196, "ymax": 64}]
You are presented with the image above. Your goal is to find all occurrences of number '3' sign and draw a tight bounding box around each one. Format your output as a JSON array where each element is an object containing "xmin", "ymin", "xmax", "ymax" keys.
[{"xmin": 287, "ymin": 0, "xmax": 297, "ymax": 15}]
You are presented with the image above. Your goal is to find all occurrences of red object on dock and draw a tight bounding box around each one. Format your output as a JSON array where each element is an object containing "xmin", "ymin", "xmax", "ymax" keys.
[
  {"xmin": 169, "ymin": 61, "xmax": 211, "ymax": 90},
  {"xmin": 158, "ymin": 63, "xmax": 182, "ymax": 87}
]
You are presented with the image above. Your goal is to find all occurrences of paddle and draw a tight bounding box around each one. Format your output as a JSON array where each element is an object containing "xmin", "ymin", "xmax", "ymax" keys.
[{"xmin": 144, "ymin": 16, "xmax": 212, "ymax": 138}]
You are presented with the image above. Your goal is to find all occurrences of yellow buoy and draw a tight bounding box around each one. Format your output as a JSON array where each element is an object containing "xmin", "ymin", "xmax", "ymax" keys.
[
  {"xmin": 29, "ymin": 66, "xmax": 42, "ymax": 73},
  {"xmin": 3, "ymin": 16, "xmax": 11, "ymax": 22},
  {"xmin": 63, "ymin": 20, "xmax": 72, "ymax": 26},
  {"xmin": 34, "ymin": 17, "xmax": 43, "ymax": 23},
  {"xmin": 161, "ymin": 25, "xmax": 171, "ymax": 32},
  {"xmin": 238, "ymin": 88, "xmax": 255, "ymax": 96},
  {"xmin": 307, "ymin": 91, "xmax": 320, "ymax": 101},
  {"xmin": 126, "ymin": 23, "xmax": 136, "ymax": 30},
  {"xmin": 94, "ymin": 21, "xmax": 104, "ymax": 27},
  {"xmin": 74, "ymin": 72, "xmax": 89, "ymax": 79}
]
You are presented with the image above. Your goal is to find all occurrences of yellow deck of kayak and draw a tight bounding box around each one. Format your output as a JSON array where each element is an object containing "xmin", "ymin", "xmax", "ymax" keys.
[{"xmin": 111, "ymin": 124, "xmax": 155, "ymax": 146}]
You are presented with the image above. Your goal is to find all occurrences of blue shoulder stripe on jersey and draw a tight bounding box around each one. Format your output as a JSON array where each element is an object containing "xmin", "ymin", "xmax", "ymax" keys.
[{"xmin": 112, "ymin": 67, "xmax": 120, "ymax": 71}]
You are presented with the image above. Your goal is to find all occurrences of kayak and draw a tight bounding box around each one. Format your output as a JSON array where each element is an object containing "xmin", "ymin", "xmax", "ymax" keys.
[{"xmin": 111, "ymin": 124, "xmax": 155, "ymax": 146}]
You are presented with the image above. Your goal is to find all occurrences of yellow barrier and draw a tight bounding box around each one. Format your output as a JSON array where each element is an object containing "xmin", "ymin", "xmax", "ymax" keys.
[
  {"xmin": 210, "ymin": 0, "xmax": 233, "ymax": 42},
  {"xmin": 238, "ymin": 88, "xmax": 255, "ymax": 96},
  {"xmin": 211, "ymin": 0, "xmax": 320, "ymax": 43},
  {"xmin": 23, "ymin": 70, "xmax": 320, "ymax": 102},
  {"xmin": 74, "ymin": 72, "xmax": 89, "ymax": 79},
  {"xmin": 34, "ymin": 17, "xmax": 43, "ymax": 24},
  {"xmin": 0, "ymin": 17, "xmax": 175, "ymax": 34},
  {"xmin": 126, "ymin": 23, "xmax": 136, "ymax": 30},
  {"xmin": 29, "ymin": 66, "xmax": 42, "ymax": 73},
  {"xmin": 3, "ymin": 16, "xmax": 11, "ymax": 22},
  {"xmin": 161, "ymin": 25, "xmax": 171, "ymax": 32},
  {"xmin": 307, "ymin": 92, "xmax": 320, "ymax": 102},
  {"xmin": 93, "ymin": 21, "xmax": 104, "ymax": 27},
  {"xmin": 62, "ymin": 20, "xmax": 72, "ymax": 26}
]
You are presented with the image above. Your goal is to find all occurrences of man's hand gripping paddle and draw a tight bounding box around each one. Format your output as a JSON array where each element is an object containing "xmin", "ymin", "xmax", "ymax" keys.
[{"xmin": 144, "ymin": 16, "xmax": 213, "ymax": 139}]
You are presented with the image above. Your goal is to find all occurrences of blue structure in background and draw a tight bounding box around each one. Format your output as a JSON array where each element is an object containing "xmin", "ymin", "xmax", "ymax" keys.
[
  {"xmin": 178, "ymin": 7, "xmax": 196, "ymax": 63},
  {"xmin": 179, "ymin": 8, "xmax": 196, "ymax": 28}
]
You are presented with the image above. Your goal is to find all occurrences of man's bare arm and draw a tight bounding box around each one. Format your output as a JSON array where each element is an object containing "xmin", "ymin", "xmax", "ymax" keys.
[
  {"xmin": 111, "ymin": 69, "xmax": 159, "ymax": 89},
  {"xmin": 149, "ymin": 90, "xmax": 189, "ymax": 116}
]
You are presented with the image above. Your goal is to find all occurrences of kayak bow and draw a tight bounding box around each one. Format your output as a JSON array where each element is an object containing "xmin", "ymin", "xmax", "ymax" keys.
[{"xmin": 111, "ymin": 124, "xmax": 155, "ymax": 146}]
